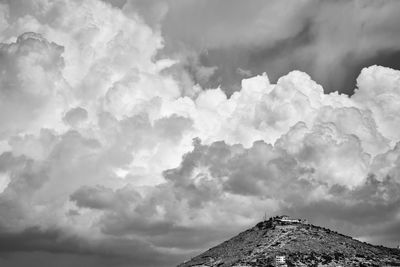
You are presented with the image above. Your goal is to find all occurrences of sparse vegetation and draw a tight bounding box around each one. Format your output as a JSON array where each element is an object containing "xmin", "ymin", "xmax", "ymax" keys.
[{"xmin": 178, "ymin": 217, "xmax": 400, "ymax": 267}]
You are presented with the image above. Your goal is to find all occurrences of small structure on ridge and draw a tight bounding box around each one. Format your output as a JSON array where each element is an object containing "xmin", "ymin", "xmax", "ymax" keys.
[{"xmin": 270, "ymin": 215, "xmax": 308, "ymax": 225}]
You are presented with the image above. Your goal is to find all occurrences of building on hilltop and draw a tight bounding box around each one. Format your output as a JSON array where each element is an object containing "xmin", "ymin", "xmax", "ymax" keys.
[{"xmin": 272, "ymin": 215, "xmax": 307, "ymax": 224}]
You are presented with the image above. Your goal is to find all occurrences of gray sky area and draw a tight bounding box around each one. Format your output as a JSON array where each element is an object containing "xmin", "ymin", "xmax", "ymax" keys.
[
  {"xmin": 114, "ymin": 0, "xmax": 400, "ymax": 95},
  {"xmin": 1, "ymin": 0, "xmax": 400, "ymax": 266}
]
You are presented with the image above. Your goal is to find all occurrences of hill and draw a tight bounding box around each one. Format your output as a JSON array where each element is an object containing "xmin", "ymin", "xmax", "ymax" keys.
[{"xmin": 178, "ymin": 216, "xmax": 400, "ymax": 267}]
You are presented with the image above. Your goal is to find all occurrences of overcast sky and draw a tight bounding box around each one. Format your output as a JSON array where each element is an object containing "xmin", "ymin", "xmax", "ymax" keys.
[{"xmin": 1, "ymin": 0, "xmax": 400, "ymax": 266}]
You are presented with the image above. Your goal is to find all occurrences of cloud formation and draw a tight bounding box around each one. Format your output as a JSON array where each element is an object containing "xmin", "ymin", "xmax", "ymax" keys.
[
  {"xmin": 118, "ymin": 0, "xmax": 400, "ymax": 95},
  {"xmin": 1, "ymin": 1, "xmax": 400, "ymax": 266}
]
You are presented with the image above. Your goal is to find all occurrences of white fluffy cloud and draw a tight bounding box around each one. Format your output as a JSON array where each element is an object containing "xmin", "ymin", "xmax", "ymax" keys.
[
  {"xmin": 353, "ymin": 65, "xmax": 400, "ymax": 142},
  {"xmin": 1, "ymin": 1, "xmax": 400, "ymax": 266},
  {"xmin": 0, "ymin": 32, "xmax": 68, "ymax": 136}
]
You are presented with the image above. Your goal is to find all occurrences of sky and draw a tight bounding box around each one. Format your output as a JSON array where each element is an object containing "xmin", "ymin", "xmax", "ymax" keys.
[{"xmin": 1, "ymin": 0, "xmax": 400, "ymax": 266}]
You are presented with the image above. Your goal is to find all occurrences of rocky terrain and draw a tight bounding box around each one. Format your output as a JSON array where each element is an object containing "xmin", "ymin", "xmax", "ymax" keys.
[{"xmin": 178, "ymin": 216, "xmax": 400, "ymax": 267}]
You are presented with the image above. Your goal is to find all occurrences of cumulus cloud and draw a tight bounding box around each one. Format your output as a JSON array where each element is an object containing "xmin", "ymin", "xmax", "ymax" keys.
[
  {"xmin": 0, "ymin": 32, "xmax": 68, "ymax": 136},
  {"xmin": 1, "ymin": 0, "xmax": 400, "ymax": 267}
]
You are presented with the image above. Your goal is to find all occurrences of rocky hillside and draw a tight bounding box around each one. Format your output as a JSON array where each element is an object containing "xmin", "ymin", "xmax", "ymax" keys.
[{"xmin": 178, "ymin": 216, "xmax": 400, "ymax": 267}]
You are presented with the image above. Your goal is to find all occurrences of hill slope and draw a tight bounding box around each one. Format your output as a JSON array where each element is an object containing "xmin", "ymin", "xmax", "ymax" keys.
[{"xmin": 178, "ymin": 216, "xmax": 400, "ymax": 267}]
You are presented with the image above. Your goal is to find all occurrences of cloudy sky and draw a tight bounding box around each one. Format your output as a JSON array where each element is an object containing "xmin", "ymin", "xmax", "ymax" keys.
[{"xmin": 1, "ymin": 0, "xmax": 400, "ymax": 266}]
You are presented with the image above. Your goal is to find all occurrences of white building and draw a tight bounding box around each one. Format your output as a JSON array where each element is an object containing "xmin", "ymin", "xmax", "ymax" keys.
[
  {"xmin": 275, "ymin": 215, "xmax": 307, "ymax": 224},
  {"xmin": 275, "ymin": 255, "xmax": 286, "ymax": 266}
]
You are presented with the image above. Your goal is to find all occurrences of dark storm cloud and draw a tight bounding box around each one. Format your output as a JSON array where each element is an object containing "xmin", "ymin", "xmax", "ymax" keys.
[
  {"xmin": 0, "ymin": 226, "xmax": 183, "ymax": 267},
  {"xmin": 116, "ymin": 0, "xmax": 400, "ymax": 95},
  {"xmin": 280, "ymin": 175, "xmax": 400, "ymax": 243},
  {"xmin": 0, "ymin": 227, "xmax": 92, "ymax": 254},
  {"xmin": 0, "ymin": 252, "xmax": 119, "ymax": 267},
  {"xmin": 162, "ymin": 138, "xmax": 400, "ymax": 247},
  {"xmin": 69, "ymin": 182, "xmax": 236, "ymax": 251},
  {"xmin": 70, "ymin": 185, "xmax": 124, "ymax": 210}
]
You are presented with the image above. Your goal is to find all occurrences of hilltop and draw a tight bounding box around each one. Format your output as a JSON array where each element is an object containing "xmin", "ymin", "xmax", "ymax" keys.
[{"xmin": 178, "ymin": 216, "xmax": 400, "ymax": 267}]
